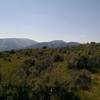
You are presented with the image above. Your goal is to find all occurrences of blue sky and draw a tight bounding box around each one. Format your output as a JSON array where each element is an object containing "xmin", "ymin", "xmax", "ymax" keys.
[{"xmin": 0, "ymin": 0, "xmax": 100, "ymax": 42}]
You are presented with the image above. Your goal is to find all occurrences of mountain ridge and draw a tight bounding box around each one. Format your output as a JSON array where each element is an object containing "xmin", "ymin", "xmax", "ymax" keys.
[
  {"xmin": 28, "ymin": 40, "xmax": 80, "ymax": 48},
  {"xmin": 0, "ymin": 38, "xmax": 80, "ymax": 51},
  {"xmin": 0, "ymin": 38, "xmax": 38, "ymax": 51}
]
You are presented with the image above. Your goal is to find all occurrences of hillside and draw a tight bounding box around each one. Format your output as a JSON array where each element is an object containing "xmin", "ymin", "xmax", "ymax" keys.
[
  {"xmin": 0, "ymin": 43, "xmax": 100, "ymax": 100},
  {"xmin": 29, "ymin": 40, "xmax": 80, "ymax": 48},
  {"xmin": 0, "ymin": 38, "xmax": 37, "ymax": 51},
  {"xmin": 0, "ymin": 38, "xmax": 80, "ymax": 51}
]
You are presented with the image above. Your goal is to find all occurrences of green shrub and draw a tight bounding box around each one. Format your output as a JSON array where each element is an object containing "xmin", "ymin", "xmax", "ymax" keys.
[
  {"xmin": 53, "ymin": 54, "xmax": 64, "ymax": 62},
  {"xmin": 68, "ymin": 55, "xmax": 100, "ymax": 72},
  {"xmin": 75, "ymin": 70, "xmax": 91, "ymax": 90}
]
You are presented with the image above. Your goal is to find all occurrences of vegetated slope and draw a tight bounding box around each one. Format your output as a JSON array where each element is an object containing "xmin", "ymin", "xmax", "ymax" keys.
[
  {"xmin": 0, "ymin": 43, "xmax": 100, "ymax": 100},
  {"xmin": 29, "ymin": 40, "xmax": 80, "ymax": 48},
  {"xmin": 0, "ymin": 38, "xmax": 37, "ymax": 51}
]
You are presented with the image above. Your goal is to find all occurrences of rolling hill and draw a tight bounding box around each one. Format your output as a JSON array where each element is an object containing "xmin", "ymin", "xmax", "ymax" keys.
[
  {"xmin": 0, "ymin": 38, "xmax": 38, "ymax": 51},
  {"xmin": 28, "ymin": 40, "xmax": 80, "ymax": 48},
  {"xmin": 0, "ymin": 38, "xmax": 80, "ymax": 51}
]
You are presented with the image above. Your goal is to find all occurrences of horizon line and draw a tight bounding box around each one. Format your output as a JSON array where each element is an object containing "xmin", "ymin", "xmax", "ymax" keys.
[{"xmin": 0, "ymin": 37, "xmax": 99, "ymax": 44}]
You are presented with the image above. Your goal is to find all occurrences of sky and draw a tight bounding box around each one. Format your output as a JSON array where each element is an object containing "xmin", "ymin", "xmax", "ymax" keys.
[{"xmin": 0, "ymin": 0, "xmax": 100, "ymax": 42}]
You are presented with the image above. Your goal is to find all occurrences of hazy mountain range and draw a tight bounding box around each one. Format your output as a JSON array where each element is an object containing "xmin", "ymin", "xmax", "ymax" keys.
[
  {"xmin": 0, "ymin": 38, "xmax": 37, "ymax": 51},
  {"xmin": 28, "ymin": 40, "xmax": 80, "ymax": 48},
  {"xmin": 0, "ymin": 38, "xmax": 80, "ymax": 51}
]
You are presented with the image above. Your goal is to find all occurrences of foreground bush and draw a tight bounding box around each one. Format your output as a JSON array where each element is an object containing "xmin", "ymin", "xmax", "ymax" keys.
[{"xmin": 68, "ymin": 55, "xmax": 100, "ymax": 72}]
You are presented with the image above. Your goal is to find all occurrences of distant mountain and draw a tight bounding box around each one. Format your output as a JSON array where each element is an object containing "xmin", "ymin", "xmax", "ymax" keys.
[
  {"xmin": 0, "ymin": 38, "xmax": 80, "ymax": 51},
  {"xmin": 0, "ymin": 38, "xmax": 38, "ymax": 51},
  {"xmin": 29, "ymin": 40, "xmax": 80, "ymax": 48}
]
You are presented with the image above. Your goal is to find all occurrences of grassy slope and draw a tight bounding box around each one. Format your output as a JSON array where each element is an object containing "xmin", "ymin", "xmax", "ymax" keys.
[{"xmin": 0, "ymin": 44, "xmax": 100, "ymax": 100}]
